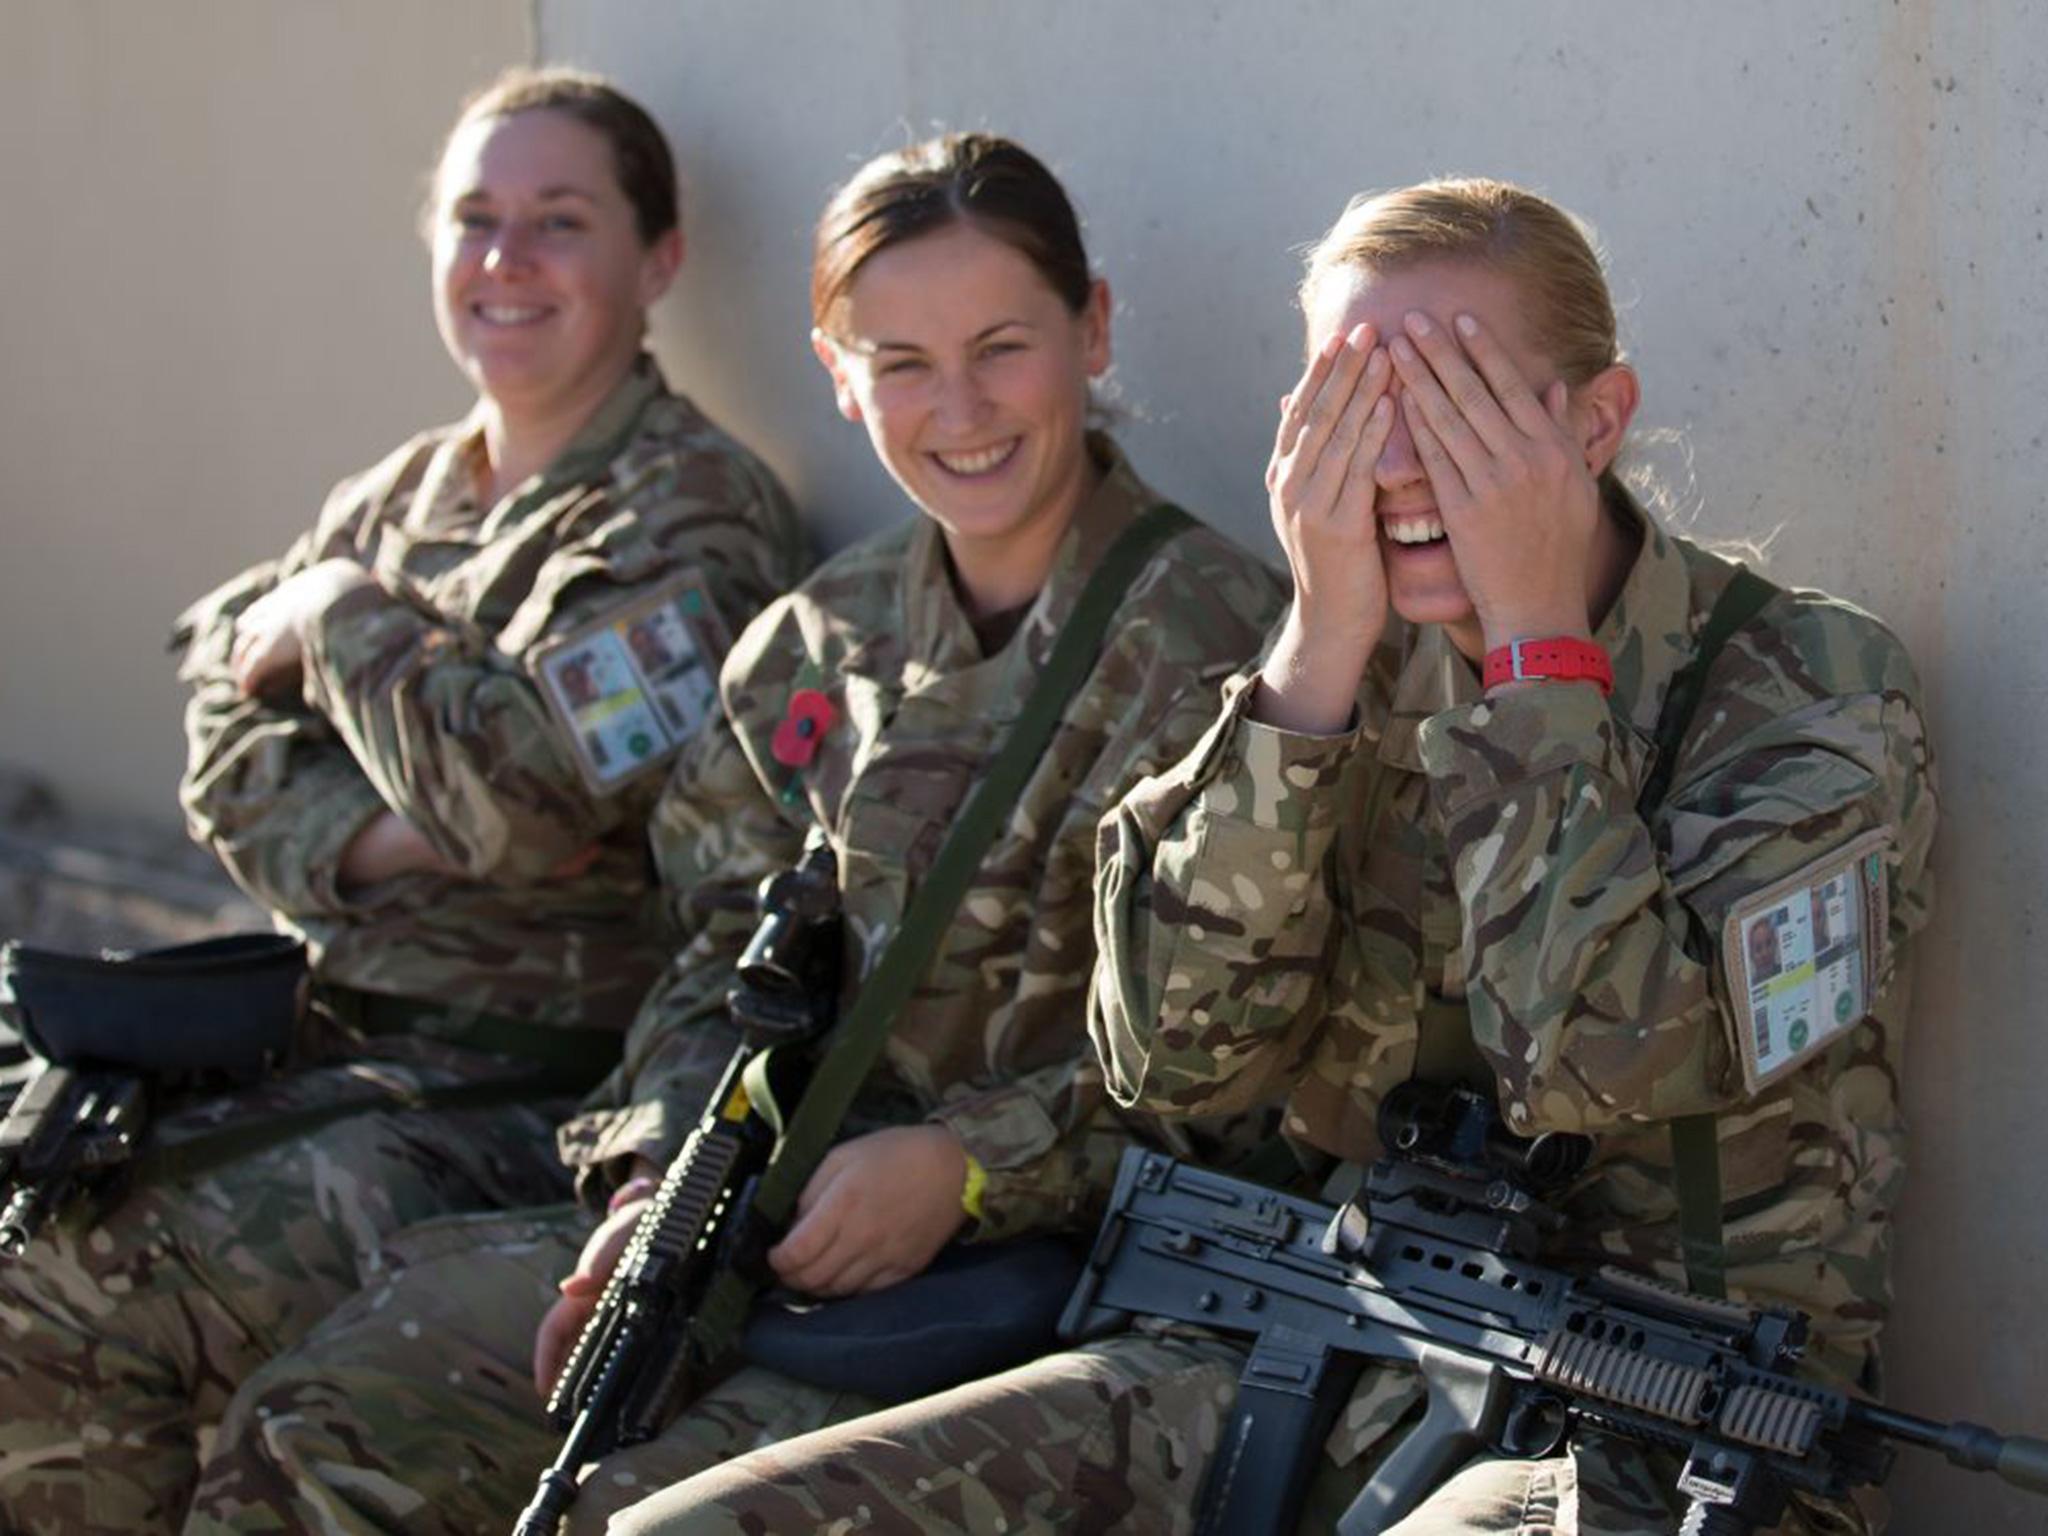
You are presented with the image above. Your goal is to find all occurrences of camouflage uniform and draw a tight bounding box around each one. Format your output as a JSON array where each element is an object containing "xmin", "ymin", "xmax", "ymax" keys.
[
  {"xmin": 0, "ymin": 356, "xmax": 807, "ymax": 1535},
  {"xmin": 616, "ymin": 497, "xmax": 1937, "ymax": 1535},
  {"xmin": 178, "ymin": 438, "xmax": 1287, "ymax": 1534}
]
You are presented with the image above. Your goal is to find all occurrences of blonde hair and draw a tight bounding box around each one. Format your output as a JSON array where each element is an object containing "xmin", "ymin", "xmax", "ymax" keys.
[{"xmin": 1302, "ymin": 177, "xmax": 1619, "ymax": 384}]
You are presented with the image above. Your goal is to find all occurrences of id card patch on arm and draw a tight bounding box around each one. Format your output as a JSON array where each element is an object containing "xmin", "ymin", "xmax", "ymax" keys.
[
  {"xmin": 529, "ymin": 570, "xmax": 731, "ymax": 794},
  {"xmin": 1720, "ymin": 827, "xmax": 1892, "ymax": 1092}
]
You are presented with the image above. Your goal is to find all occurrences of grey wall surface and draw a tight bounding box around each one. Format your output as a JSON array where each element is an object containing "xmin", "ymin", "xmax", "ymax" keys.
[
  {"xmin": 0, "ymin": 0, "xmax": 530, "ymax": 823},
  {"xmin": 538, "ymin": 1, "xmax": 2046, "ymax": 1527}
]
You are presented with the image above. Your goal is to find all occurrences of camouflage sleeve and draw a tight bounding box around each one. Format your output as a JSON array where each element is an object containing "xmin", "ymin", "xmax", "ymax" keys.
[
  {"xmin": 972, "ymin": 569, "xmax": 1289, "ymax": 1235},
  {"xmin": 554, "ymin": 702, "xmax": 804, "ymax": 1199},
  {"xmin": 1092, "ymin": 670, "xmax": 1363, "ymax": 1119},
  {"xmin": 1419, "ymin": 663, "xmax": 1937, "ymax": 1137},
  {"xmin": 932, "ymin": 1060, "xmax": 1144, "ymax": 1243},
  {"xmin": 296, "ymin": 455, "xmax": 804, "ymax": 888},
  {"xmin": 176, "ymin": 515, "xmax": 394, "ymax": 919}
]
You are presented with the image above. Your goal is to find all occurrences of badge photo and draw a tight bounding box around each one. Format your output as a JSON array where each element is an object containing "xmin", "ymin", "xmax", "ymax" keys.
[
  {"xmin": 1719, "ymin": 826, "xmax": 1892, "ymax": 1092},
  {"xmin": 528, "ymin": 569, "xmax": 732, "ymax": 795}
]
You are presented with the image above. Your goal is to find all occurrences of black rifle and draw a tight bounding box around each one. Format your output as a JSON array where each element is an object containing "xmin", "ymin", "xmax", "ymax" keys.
[
  {"xmin": 514, "ymin": 834, "xmax": 841, "ymax": 1536},
  {"xmin": 0, "ymin": 1059, "xmax": 148, "ymax": 1259},
  {"xmin": 1062, "ymin": 1083, "xmax": 2048, "ymax": 1536}
]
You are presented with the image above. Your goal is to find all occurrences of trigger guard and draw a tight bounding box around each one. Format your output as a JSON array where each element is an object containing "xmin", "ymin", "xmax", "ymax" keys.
[{"xmin": 1500, "ymin": 1392, "xmax": 1570, "ymax": 1458}]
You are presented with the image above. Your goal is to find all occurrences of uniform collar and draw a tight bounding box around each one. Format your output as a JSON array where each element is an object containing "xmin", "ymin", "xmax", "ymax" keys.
[
  {"xmin": 1376, "ymin": 486, "xmax": 1694, "ymax": 770},
  {"xmin": 417, "ymin": 354, "xmax": 669, "ymax": 538},
  {"xmin": 897, "ymin": 432, "xmax": 1153, "ymax": 689}
]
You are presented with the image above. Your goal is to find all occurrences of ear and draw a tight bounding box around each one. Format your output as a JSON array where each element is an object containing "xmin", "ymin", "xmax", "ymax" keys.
[
  {"xmin": 1079, "ymin": 277, "xmax": 1113, "ymax": 377},
  {"xmin": 637, "ymin": 228, "xmax": 685, "ymax": 308},
  {"xmin": 810, "ymin": 328, "xmax": 863, "ymax": 423},
  {"xmin": 1572, "ymin": 361, "xmax": 1639, "ymax": 478}
]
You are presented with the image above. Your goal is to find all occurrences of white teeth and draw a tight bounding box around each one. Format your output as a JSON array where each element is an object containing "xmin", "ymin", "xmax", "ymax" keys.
[
  {"xmin": 935, "ymin": 439, "xmax": 1019, "ymax": 476},
  {"xmin": 477, "ymin": 304, "xmax": 547, "ymax": 324},
  {"xmin": 1386, "ymin": 516, "xmax": 1446, "ymax": 545}
]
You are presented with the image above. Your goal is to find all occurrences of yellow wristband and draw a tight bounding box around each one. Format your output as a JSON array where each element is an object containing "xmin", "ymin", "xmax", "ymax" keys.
[{"xmin": 960, "ymin": 1152, "xmax": 988, "ymax": 1221}]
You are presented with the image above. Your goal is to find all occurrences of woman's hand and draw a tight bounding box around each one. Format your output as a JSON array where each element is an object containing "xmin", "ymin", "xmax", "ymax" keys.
[
  {"xmin": 336, "ymin": 811, "xmax": 462, "ymax": 890},
  {"xmin": 532, "ymin": 1159, "xmax": 663, "ymax": 1398},
  {"xmin": 767, "ymin": 1125, "xmax": 968, "ymax": 1297},
  {"xmin": 230, "ymin": 558, "xmax": 377, "ymax": 698},
  {"xmin": 1252, "ymin": 322, "xmax": 1398, "ymax": 735},
  {"xmin": 1389, "ymin": 311, "xmax": 1601, "ymax": 652}
]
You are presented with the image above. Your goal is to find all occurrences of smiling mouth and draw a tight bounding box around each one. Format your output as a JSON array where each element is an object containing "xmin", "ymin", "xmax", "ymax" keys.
[
  {"xmin": 932, "ymin": 438, "xmax": 1021, "ymax": 478},
  {"xmin": 1384, "ymin": 513, "xmax": 1447, "ymax": 547},
  {"xmin": 473, "ymin": 303, "xmax": 551, "ymax": 326}
]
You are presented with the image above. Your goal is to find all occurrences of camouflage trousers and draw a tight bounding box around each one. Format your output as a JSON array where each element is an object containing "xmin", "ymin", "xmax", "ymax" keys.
[
  {"xmin": 0, "ymin": 1041, "xmax": 576, "ymax": 1536},
  {"xmin": 182, "ymin": 1206, "xmax": 883, "ymax": 1535},
  {"xmin": 602, "ymin": 1334, "xmax": 1874, "ymax": 1536}
]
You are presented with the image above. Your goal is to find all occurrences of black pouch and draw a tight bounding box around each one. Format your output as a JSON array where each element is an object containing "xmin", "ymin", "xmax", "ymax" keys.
[
  {"xmin": 741, "ymin": 1235, "xmax": 1083, "ymax": 1403},
  {"xmin": 0, "ymin": 933, "xmax": 306, "ymax": 1084}
]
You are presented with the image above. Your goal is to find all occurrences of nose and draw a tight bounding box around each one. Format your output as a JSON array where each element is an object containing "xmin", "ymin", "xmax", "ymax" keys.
[
  {"xmin": 482, "ymin": 221, "xmax": 537, "ymax": 277},
  {"xmin": 932, "ymin": 365, "xmax": 992, "ymax": 432},
  {"xmin": 1373, "ymin": 381, "xmax": 1427, "ymax": 494}
]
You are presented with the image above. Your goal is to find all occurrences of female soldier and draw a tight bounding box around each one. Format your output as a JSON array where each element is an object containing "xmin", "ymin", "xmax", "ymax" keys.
[
  {"xmin": 0, "ymin": 68, "xmax": 807, "ymax": 1533},
  {"xmin": 618, "ymin": 180, "xmax": 1936, "ymax": 1534},
  {"xmin": 178, "ymin": 132, "xmax": 1284, "ymax": 1534}
]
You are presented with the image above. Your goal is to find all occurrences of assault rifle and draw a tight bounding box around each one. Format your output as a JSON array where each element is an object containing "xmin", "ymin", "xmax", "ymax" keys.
[
  {"xmin": 0, "ymin": 1060, "xmax": 147, "ymax": 1258},
  {"xmin": 514, "ymin": 834, "xmax": 842, "ymax": 1536},
  {"xmin": 1062, "ymin": 1083, "xmax": 2048, "ymax": 1536}
]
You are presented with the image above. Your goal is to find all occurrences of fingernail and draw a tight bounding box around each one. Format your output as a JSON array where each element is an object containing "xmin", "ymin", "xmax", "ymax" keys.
[
  {"xmin": 1392, "ymin": 336, "xmax": 1417, "ymax": 361},
  {"xmin": 1405, "ymin": 311, "xmax": 1433, "ymax": 336},
  {"xmin": 1348, "ymin": 322, "xmax": 1372, "ymax": 349},
  {"xmin": 1371, "ymin": 397, "xmax": 1391, "ymax": 419},
  {"xmin": 1455, "ymin": 314, "xmax": 1478, "ymax": 337}
]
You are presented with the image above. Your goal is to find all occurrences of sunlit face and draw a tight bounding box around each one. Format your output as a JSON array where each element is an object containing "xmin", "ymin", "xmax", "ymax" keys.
[
  {"xmin": 1304, "ymin": 259, "xmax": 1585, "ymax": 635},
  {"xmin": 429, "ymin": 108, "xmax": 679, "ymax": 418},
  {"xmin": 814, "ymin": 221, "xmax": 1110, "ymax": 586}
]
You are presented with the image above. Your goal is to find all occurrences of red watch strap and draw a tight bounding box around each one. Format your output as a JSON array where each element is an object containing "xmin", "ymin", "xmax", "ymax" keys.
[{"xmin": 1482, "ymin": 636, "xmax": 1614, "ymax": 697}]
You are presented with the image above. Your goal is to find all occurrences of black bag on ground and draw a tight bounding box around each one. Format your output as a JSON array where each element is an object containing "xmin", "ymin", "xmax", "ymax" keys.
[
  {"xmin": 0, "ymin": 933, "xmax": 305, "ymax": 1083},
  {"xmin": 742, "ymin": 1235, "xmax": 1083, "ymax": 1403}
]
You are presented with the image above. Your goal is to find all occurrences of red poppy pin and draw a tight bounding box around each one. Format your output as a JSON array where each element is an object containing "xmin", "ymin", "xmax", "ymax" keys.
[{"xmin": 771, "ymin": 688, "xmax": 838, "ymax": 768}]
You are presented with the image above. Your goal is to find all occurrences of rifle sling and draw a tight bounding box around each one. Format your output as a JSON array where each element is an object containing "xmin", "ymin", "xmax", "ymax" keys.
[
  {"xmin": 739, "ymin": 503, "xmax": 1197, "ymax": 1237},
  {"xmin": 1651, "ymin": 564, "xmax": 1779, "ymax": 1300},
  {"xmin": 1407, "ymin": 565, "xmax": 1778, "ymax": 1298}
]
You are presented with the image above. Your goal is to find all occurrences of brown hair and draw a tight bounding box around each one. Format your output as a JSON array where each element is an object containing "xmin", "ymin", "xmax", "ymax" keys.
[
  {"xmin": 811, "ymin": 132, "xmax": 1091, "ymax": 332},
  {"xmin": 436, "ymin": 67, "xmax": 679, "ymax": 245},
  {"xmin": 1302, "ymin": 178, "xmax": 1619, "ymax": 384}
]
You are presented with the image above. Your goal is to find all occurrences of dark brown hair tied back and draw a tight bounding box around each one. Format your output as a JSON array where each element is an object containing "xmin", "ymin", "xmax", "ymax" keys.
[
  {"xmin": 443, "ymin": 66, "xmax": 679, "ymax": 246},
  {"xmin": 811, "ymin": 133, "xmax": 1093, "ymax": 333}
]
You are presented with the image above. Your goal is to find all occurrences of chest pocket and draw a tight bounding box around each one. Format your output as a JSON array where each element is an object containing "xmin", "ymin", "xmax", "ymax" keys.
[{"xmin": 835, "ymin": 741, "xmax": 988, "ymax": 978}]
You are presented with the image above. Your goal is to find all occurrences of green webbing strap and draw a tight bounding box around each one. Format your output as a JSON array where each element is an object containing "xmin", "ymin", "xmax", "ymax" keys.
[
  {"xmin": 130, "ymin": 987, "xmax": 613, "ymax": 1189},
  {"xmin": 135, "ymin": 1073, "xmax": 572, "ymax": 1186},
  {"xmin": 1649, "ymin": 565, "xmax": 1779, "ymax": 1299},
  {"xmin": 744, "ymin": 503, "xmax": 1197, "ymax": 1233},
  {"xmin": 321, "ymin": 985, "xmax": 617, "ymax": 1091},
  {"xmin": 1412, "ymin": 992, "xmax": 1494, "ymax": 1093}
]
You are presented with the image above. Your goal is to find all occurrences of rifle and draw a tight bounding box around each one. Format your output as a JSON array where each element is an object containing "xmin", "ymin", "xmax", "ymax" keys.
[
  {"xmin": 0, "ymin": 1059, "xmax": 148, "ymax": 1258},
  {"xmin": 514, "ymin": 833, "xmax": 842, "ymax": 1536},
  {"xmin": 1062, "ymin": 1083, "xmax": 2048, "ymax": 1536}
]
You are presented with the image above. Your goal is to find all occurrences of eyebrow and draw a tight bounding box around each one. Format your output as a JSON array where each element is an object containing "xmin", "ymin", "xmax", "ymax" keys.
[
  {"xmin": 864, "ymin": 318, "xmax": 1034, "ymax": 355},
  {"xmin": 450, "ymin": 185, "xmax": 600, "ymax": 205}
]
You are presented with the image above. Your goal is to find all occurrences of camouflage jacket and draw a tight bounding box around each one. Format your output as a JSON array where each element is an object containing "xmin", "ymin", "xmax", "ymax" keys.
[
  {"xmin": 177, "ymin": 357, "xmax": 809, "ymax": 1031},
  {"xmin": 560, "ymin": 439, "xmax": 1287, "ymax": 1238},
  {"xmin": 1095, "ymin": 497, "xmax": 1937, "ymax": 1403}
]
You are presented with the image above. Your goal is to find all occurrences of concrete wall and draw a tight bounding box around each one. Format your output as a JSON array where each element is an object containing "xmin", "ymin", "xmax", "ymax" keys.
[
  {"xmin": 531, "ymin": 1, "xmax": 2045, "ymax": 1526},
  {"xmin": 1, "ymin": 0, "xmax": 2041, "ymax": 1524},
  {"xmin": 0, "ymin": 0, "xmax": 531, "ymax": 823}
]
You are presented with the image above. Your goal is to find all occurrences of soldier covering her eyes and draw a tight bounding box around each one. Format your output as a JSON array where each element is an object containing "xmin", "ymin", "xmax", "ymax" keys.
[{"xmin": 613, "ymin": 179, "xmax": 1937, "ymax": 1536}]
